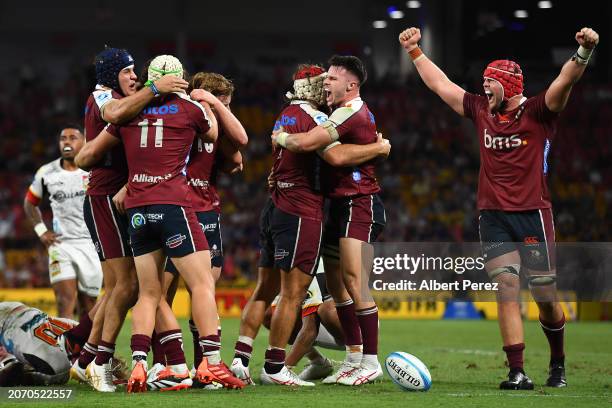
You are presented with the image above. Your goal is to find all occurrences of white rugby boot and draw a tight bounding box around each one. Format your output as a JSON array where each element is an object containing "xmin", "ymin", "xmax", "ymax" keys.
[
  {"xmin": 321, "ymin": 359, "xmax": 360, "ymax": 384},
  {"xmin": 337, "ymin": 360, "xmax": 383, "ymax": 386},
  {"xmin": 230, "ymin": 357, "xmax": 255, "ymax": 385},
  {"xmin": 69, "ymin": 360, "xmax": 88, "ymax": 383},
  {"xmin": 86, "ymin": 359, "xmax": 117, "ymax": 392},
  {"xmin": 299, "ymin": 357, "xmax": 334, "ymax": 381},
  {"xmin": 260, "ymin": 365, "xmax": 315, "ymax": 386}
]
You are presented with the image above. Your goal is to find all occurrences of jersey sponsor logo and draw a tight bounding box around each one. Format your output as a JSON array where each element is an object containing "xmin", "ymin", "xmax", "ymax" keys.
[
  {"xmin": 94, "ymin": 91, "xmax": 112, "ymax": 105},
  {"xmin": 146, "ymin": 213, "xmax": 164, "ymax": 222},
  {"xmin": 143, "ymin": 104, "xmax": 179, "ymax": 115},
  {"xmin": 132, "ymin": 173, "xmax": 172, "ymax": 183},
  {"xmin": 166, "ymin": 233, "xmax": 187, "ymax": 249},
  {"xmin": 483, "ymin": 129, "xmax": 525, "ymax": 150},
  {"xmin": 274, "ymin": 115, "xmax": 297, "ymax": 130},
  {"xmin": 314, "ymin": 113, "xmax": 328, "ymax": 125},
  {"xmin": 51, "ymin": 190, "xmax": 85, "ymax": 203},
  {"xmin": 352, "ymin": 170, "xmax": 362, "ymax": 182},
  {"xmin": 276, "ymin": 181, "xmax": 295, "ymax": 189},
  {"xmin": 189, "ymin": 178, "xmax": 210, "ymax": 188},
  {"xmin": 131, "ymin": 213, "xmax": 146, "ymax": 229}
]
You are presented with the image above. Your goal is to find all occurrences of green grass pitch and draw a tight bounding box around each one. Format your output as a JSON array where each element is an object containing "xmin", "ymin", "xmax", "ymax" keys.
[{"xmin": 3, "ymin": 318, "xmax": 611, "ymax": 407}]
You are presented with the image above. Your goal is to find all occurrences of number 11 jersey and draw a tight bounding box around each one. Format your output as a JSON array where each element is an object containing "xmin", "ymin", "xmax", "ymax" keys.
[{"xmin": 106, "ymin": 92, "xmax": 212, "ymax": 209}]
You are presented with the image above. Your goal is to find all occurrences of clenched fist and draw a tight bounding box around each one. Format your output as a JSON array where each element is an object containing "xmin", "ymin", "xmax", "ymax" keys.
[
  {"xmin": 399, "ymin": 27, "xmax": 421, "ymax": 51},
  {"xmin": 576, "ymin": 27, "xmax": 599, "ymax": 49}
]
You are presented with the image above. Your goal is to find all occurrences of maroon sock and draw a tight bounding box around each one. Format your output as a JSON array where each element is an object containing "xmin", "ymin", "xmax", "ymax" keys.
[
  {"xmin": 189, "ymin": 320, "xmax": 202, "ymax": 367},
  {"xmin": 65, "ymin": 312, "xmax": 93, "ymax": 346},
  {"xmin": 199, "ymin": 334, "xmax": 221, "ymax": 358},
  {"xmin": 335, "ymin": 300, "xmax": 363, "ymax": 346},
  {"xmin": 356, "ymin": 306, "xmax": 379, "ymax": 356},
  {"xmin": 151, "ymin": 331, "xmax": 165, "ymax": 365},
  {"xmin": 263, "ymin": 347, "xmax": 285, "ymax": 374},
  {"xmin": 503, "ymin": 343, "xmax": 525, "ymax": 372},
  {"xmin": 94, "ymin": 340, "xmax": 115, "ymax": 365},
  {"xmin": 77, "ymin": 342, "xmax": 97, "ymax": 369},
  {"xmin": 540, "ymin": 315, "xmax": 566, "ymax": 365},
  {"xmin": 159, "ymin": 329, "xmax": 186, "ymax": 366},
  {"xmin": 130, "ymin": 334, "xmax": 151, "ymax": 361},
  {"xmin": 234, "ymin": 340, "xmax": 253, "ymax": 367}
]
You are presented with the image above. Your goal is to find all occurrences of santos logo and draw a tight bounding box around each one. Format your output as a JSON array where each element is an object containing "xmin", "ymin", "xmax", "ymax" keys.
[
  {"xmin": 143, "ymin": 104, "xmax": 179, "ymax": 115},
  {"xmin": 484, "ymin": 129, "xmax": 524, "ymax": 150}
]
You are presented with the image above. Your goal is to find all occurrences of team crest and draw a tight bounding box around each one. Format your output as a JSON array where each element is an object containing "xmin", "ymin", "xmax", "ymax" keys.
[{"xmin": 166, "ymin": 234, "xmax": 187, "ymax": 249}]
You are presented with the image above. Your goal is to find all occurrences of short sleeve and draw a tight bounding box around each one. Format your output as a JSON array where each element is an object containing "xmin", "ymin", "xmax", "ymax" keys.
[
  {"xmin": 530, "ymin": 92, "xmax": 559, "ymax": 123},
  {"xmin": 186, "ymin": 100, "xmax": 212, "ymax": 135},
  {"xmin": 463, "ymin": 92, "xmax": 486, "ymax": 120},
  {"xmin": 92, "ymin": 89, "xmax": 114, "ymax": 110},
  {"xmin": 27, "ymin": 166, "xmax": 46, "ymax": 204}
]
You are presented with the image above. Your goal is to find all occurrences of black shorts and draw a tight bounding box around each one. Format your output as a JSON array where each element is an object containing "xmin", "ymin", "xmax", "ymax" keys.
[
  {"xmin": 84, "ymin": 195, "xmax": 132, "ymax": 261},
  {"xmin": 127, "ymin": 205, "xmax": 208, "ymax": 258},
  {"xmin": 479, "ymin": 208, "xmax": 555, "ymax": 271},
  {"xmin": 258, "ymin": 198, "xmax": 322, "ymax": 275},
  {"xmin": 166, "ymin": 210, "xmax": 223, "ymax": 274},
  {"xmin": 321, "ymin": 194, "xmax": 386, "ymax": 260}
]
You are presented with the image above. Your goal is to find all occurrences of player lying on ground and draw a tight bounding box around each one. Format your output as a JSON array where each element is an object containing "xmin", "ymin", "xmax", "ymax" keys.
[
  {"xmin": 399, "ymin": 25, "xmax": 599, "ymax": 389},
  {"xmin": 0, "ymin": 302, "xmax": 126, "ymax": 386}
]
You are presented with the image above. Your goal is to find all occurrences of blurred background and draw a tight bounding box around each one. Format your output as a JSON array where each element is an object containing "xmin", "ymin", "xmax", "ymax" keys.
[{"xmin": 0, "ymin": 0, "xmax": 610, "ymax": 290}]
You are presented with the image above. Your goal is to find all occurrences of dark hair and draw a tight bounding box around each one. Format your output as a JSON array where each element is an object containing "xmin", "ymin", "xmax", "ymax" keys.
[
  {"xmin": 60, "ymin": 123, "xmax": 84, "ymax": 135},
  {"xmin": 328, "ymin": 55, "xmax": 367, "ymax": 86}
]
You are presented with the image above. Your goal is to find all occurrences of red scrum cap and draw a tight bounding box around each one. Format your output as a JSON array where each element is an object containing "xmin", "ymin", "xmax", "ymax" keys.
[
  {"xmin": 286, "ymin": 64, "xmax": 327, "ymax": 106},
  {"xmin": 483, "ymin": 60, "xmax": 524, "ymax": 100}
]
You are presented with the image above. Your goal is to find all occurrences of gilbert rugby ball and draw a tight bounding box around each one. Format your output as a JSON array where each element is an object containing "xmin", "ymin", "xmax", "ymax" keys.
[{"xmin": 385, "ymin": 351, "xmax": 432, "ymax": 391}]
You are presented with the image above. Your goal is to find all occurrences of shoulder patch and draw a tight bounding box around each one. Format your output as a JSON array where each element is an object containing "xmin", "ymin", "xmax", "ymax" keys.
[
  {"xmin": 299, "ymin": 104, "xmax": 329, "ymax": 126},
  {"xmin": 92, "ymin": 89, "xmax": 114, "ymax": 109}
]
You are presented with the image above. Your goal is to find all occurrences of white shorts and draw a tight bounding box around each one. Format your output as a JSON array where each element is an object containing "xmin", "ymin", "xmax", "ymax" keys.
[{"xmin": 48, "ymin": 240, "xmax": 102, "ymax": 297}]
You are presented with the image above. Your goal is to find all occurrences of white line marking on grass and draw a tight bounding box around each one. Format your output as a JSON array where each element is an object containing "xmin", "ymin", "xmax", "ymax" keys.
[
  {"xmin": 447, "ymin": 393, "xmax": 611, "ymax": 399},
  {"xmin": 440, "ymin": 348, "xmax": 498, "ymax": 356}
]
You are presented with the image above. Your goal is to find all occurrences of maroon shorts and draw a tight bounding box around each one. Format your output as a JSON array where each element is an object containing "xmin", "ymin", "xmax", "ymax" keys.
[
  {"xmin": 84, "ymin": 194, "xmax": 132, "ymax": 261},
  {"xmin": 322, "ymin": 194, "xmax": 386, "ymax": 259},
  {"xmin": 258, "ymin": 199, "xmax": 322, "ymax": 275}
]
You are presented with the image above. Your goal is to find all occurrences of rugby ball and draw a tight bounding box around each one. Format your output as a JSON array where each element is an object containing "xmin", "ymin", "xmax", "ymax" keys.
[{"xmin": 385, "ymin": 352, "xmax": 432, "ymax": 391}]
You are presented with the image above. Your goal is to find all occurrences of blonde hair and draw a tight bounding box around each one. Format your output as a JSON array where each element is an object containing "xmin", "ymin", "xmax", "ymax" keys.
[{"xmin": 190, "ymin": 72, "xmax": 235, "ymax": 96}]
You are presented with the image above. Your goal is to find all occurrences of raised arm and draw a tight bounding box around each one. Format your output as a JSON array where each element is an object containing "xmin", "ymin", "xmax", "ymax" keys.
[
  {"xmin": 190, "ymin": 89, "xmax": 248, "ymax": 148},
  {"xmin": 399, "ymin": 27, "xmax": 467, "ymax": 116},
  {"xmin": 102, "ymin": 75, "xmax": 188, "ymax": 124},
  {"xmin": 545, "ymin": 27, "xmax": 599, "ymax": 113},
  {"xmin": 322, "ymin": 133, "xmax": 391, "ymax": 167},
  {"xmin": 75, "ymin": 129, "xmax": 120, "ymax": 170}
]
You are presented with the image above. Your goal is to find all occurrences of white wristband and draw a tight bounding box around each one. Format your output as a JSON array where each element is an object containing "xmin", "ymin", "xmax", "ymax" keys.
[
  {"xmin": 34, "ymin": 222, "xmax": 48, "ymax": 237},
  {"xmin": 574, "ymin": 45, "xmax": 594, "ymax": 65}
]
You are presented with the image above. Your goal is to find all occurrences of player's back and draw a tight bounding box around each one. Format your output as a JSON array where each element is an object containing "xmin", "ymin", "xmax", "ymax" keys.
[
  {"xmin": 0, "ymin": 302, "xmax": 75, "ymax": 384},
  {"xmin": 322, "ymin": 97, "xmax": 380, "ymax": 198},
  {"xmin": 84, "ymin": 86, "xmax": 128, "ymax": 196},
  {"xmin": 108, "ymin": 92, "xmax": 212, "ymax": 209},
  {"xmin": 271, "ymin": 101, "xmax": 327, "ymax": 221}
]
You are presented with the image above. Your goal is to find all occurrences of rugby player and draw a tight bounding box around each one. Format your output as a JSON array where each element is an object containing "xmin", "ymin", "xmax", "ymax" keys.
[
  {"xmin": 24, "ymin": 125, "xmax": 102, "ymax": 318},
  {"xmin": 72, "ymin": 47, "xmax": 188, "ymax": 392},
  {"xmin": 272, "ymin": 56, "xmax": 387, "ymax": 386},
  {"xmin": 233, "ymin": 63, "xmax": 389, "ymax": 386},
  {"xmin": 398, "ymin": 26, "xmax": 599, "ymax": 389},
  {"xmin": 76, "ymin": 55, "xmax": 244, "ymax": 392}
]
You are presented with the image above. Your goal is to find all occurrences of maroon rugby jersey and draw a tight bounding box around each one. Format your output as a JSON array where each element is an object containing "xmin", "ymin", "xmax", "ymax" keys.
[
  {"xmin": 187, "ymin": 136, "xmax": 221, "ymax": 213},
  {"xmin": 84, "ymin": 85, "xmax": 129, "ymax": 196},
  {"xmin": 321, "ymin": 97, "xmax": 381, "ymax": 198},
  {"xmin": 463, "ymin": 92, "xmax": 558, "ymax": 210},
  {"xmin": 106, "ymin": 92, "xmax": 212, "ymax": 209},
  {"xmin": 271, "ymin": 101, "xmax": 328, "ymax": 221}
]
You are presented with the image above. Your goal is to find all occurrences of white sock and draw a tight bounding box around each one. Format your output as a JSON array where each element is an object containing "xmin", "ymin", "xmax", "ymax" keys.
[
  {"xmin": 238, "ymin": 335, "xmax": 254, "ymax": 347},
  {"xmin": 361, "ymin": 354, "xmax": 379, "ymax": 369},
  {"xmin": 345, "ymin": 345, "xmax": 363, "ymax": 364},
  {"xmin": 170, "ymin": 363, "xmax": 188, "ymax": 374}
]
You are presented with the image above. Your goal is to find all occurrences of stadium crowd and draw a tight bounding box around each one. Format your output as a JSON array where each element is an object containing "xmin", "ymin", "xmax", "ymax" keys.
[{"xmin": 0, "ymin": 61, "xmax": 610, "ymax": 289}]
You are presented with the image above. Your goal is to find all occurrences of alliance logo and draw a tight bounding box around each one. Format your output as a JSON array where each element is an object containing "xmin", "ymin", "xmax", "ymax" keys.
[
  {"xmin": 484, "ymin": 129, "xmax": 525, "ymax": 150},
  {"xmin": 131, "ymin": 213, "xmax": 146, "ymax": 229}
]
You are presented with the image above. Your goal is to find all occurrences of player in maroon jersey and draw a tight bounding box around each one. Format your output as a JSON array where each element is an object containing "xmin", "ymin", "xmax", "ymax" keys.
[
  {"xmin": 153, "ymin": 72, "xmax": 247, "ymax": 388},
  {"xmin": 75, "ymin": 55, "xmax": 244, "ymax": 392},
  {"xmin": 72, "ymin": 47, "xmax": 189, "ymax": 392},
  {"xmin": 272, "ymin": 56, "xmax": 387, "ymax": 386},
  {"xmin": 233, "ymin": 63, "xmax": 389, "ymax": 387},
  {"xmin": 399, "ymin": 26, "xmax": 600, "ymax": 389}
]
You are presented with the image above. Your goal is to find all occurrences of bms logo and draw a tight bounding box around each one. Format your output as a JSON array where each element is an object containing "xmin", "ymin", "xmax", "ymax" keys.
[{"xmin": 484, "ymin": 129, "xmax": 525, "ymax": 150}]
